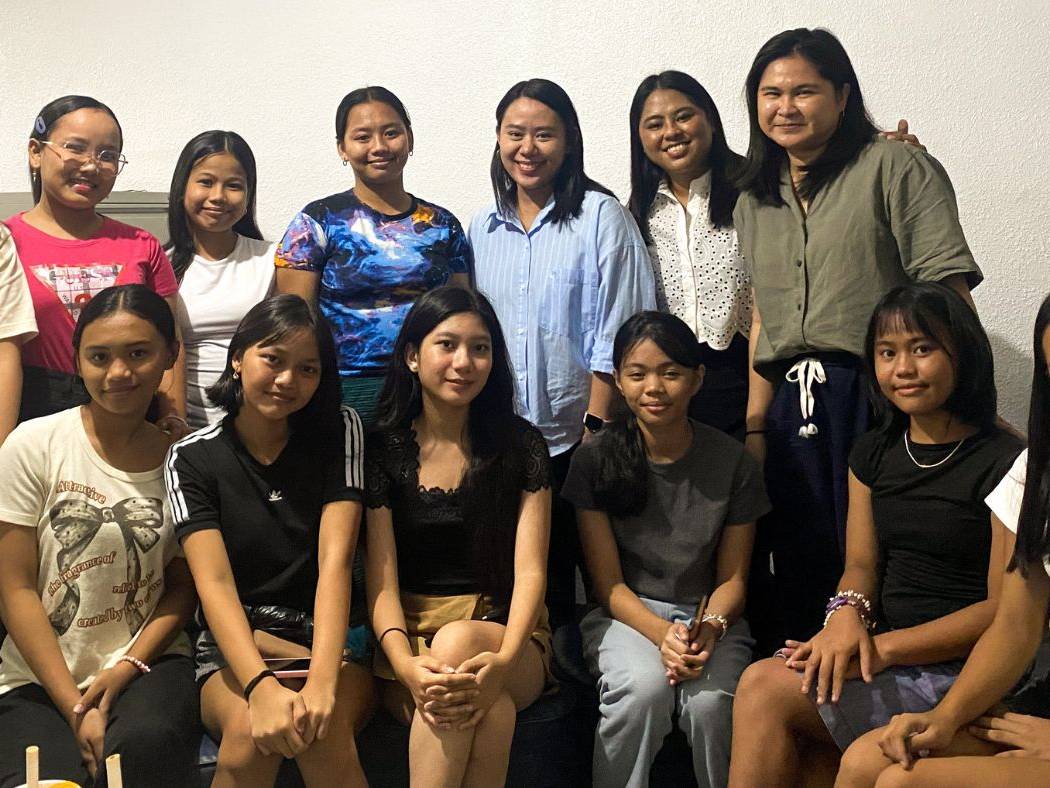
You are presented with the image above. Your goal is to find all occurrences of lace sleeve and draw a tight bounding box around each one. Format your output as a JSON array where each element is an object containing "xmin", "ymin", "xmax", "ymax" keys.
[
  {"xmin": 520, "ymin": 423, "xmax": 551, "ymax": 492},
  {"xmin": 364, "ymin": 434, "xmax": 392, "ymax": 509}
]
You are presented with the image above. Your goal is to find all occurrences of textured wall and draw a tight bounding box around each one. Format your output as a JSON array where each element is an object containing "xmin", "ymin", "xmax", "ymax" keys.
[{"xmin": 1, "ymin": 1, "xmax": 1047, "ymax": 424}]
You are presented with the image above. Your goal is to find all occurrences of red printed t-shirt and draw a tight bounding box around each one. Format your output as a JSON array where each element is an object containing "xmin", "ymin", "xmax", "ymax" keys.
[{"xmin": 4, "ymin": 212, "xmax": 178, "ymax": 374}]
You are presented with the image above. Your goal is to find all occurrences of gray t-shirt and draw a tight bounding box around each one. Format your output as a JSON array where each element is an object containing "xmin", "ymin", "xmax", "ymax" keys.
[{"xmin": 563, "ymin": 421, "xmax": 770, "ymax": 604}]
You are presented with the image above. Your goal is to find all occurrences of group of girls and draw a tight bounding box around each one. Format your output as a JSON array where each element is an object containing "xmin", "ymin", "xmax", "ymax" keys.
[{"xmin": 0, "ymin": 20, "xmax": 1048, "ymax": 788}]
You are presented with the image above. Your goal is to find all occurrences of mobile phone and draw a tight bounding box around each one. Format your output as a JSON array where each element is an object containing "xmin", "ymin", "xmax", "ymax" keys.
[
  {"xmin": 263, "ymin": 657, "xmax": 311, "ymax": 679},
  {"xmin": 688, "ymin": 594, "xmax": 709, "ymax": 640}
]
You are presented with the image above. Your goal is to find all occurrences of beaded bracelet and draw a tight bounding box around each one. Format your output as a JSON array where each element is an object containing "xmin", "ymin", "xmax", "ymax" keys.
[
  {"xmin": 118, "ymin": 655, "xmax": 150, "ymax": 674},
  {"xmin": 700, "ymin": 613, "xmax": 729, "ymax": 641},
  {"xmin": 824, "ymin": 596, "xmax": 875, "ymax": 631},
  {"xmin": 829, "ymin": 589, "xmax": 873, "ymax": 614}
]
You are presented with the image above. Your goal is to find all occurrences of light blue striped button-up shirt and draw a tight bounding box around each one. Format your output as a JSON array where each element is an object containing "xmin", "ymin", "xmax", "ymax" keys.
[{"xmin": 469, "ymin": 190, "xmax": 656, "ymax": 456}]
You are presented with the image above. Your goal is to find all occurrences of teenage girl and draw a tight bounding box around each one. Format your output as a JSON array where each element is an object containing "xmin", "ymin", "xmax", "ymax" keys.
[
  {"xmin": 564, "ymin": 311, "xmax": 768, "ymax": 787},
  {"xmin": 366, "ymin": 285, "xmax": 552, "ymax": 787},
  {"xmin": 835, "ymin": 294, "xmax": 1050, "ymax": 787},
  {"xmin": 729, "ymin": 282, "xmax": 1023, "ymax": 787},
  {"xmin": 166, "ymin": 130, "xmax": 275, "ymax": 428},
  {"xmin": 5, "ymin": 96, "xmax": 185, "ymax": 433},
  {"xmin": 166, "ymin": 295, "xmax": 374, "ymax": 787},
  {"xmin": 0, "ymin": 284, "xmax": 199, "ymax": 787},
  {"xmin": 276, "ymin": 86, "xmax": 472, "ymax": 426}
]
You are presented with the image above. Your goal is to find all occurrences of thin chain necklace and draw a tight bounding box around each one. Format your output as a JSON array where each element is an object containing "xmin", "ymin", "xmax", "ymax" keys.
[{"xmin": 904, "ymin": 431, "xmax": 968, "ymax": 469}]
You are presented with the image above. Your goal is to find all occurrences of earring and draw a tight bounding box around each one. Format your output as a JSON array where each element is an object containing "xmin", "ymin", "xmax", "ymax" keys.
[
  {"xmin": 409, "ymin": 150, "xmax": 414, "ymax": 157},
  {"xmin": 341, "ymin": 159, "xmax": 348, "ymax": 167},
  {"xmin": 233, "ymin": 371, "xmax": 240, "ymax": 380}
]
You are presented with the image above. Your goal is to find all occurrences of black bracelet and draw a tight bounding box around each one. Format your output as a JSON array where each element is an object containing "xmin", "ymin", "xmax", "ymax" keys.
[
  {"xmin": 378, "ymin": 627, "xmax": 410, "ymax": 647},
  {"xmin": 745, "ymin": 429, "xmax": 767, "ymax": 436},
  {"xmin": 243, "ymin": 669, "xmax": 276, "ymax": 701}
]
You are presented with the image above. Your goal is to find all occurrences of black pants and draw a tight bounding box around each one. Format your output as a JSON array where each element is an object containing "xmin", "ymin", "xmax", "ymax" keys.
[
  {"xmin": 18, "ymin": 365, "xmax": 90, "ymax": 423},
  {"xmin": 547, "ymin": 445, "xmax": 581, "ymax": 632},
  {"xmin": 688, "ymin": 333, "xmax": 749, "ymax": 442},
  {"xmin": 0, "ymin": 656, "xmax": 200, "ymax": 788}
]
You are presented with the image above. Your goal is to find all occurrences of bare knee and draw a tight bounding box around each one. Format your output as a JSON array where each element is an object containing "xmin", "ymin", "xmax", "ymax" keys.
[
  {"xmin": 873, "ymin": 764, "xmax": 916, "ymax": 788},
  {"xmin": 735, "ymin": 658, "xmax": 801, "ymax": 716},
  {"xmin": 837, "ymin": 732, "xmax": 890, "ymax": 788},
  {"xmin": 216, "ymin": 707, "xmax": 278, "ymax": 775},
  {"xmin": 429, "ymin": 620, "xmax": 491, "ymax": 666}
]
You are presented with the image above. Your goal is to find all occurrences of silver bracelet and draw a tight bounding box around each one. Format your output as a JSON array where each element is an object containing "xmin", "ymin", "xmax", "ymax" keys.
[{"xmin": 700, "ymin": 613, "xmax": 729, "ymax": 641}]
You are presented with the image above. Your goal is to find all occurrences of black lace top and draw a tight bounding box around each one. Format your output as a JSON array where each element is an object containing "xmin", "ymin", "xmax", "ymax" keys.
[{"xmin": 365, "ymin": 417, "xmax": 550, "ymax": 595}]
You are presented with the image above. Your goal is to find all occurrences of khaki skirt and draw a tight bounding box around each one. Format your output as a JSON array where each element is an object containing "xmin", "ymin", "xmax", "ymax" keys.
[{"xmin": 373, "ymin": 591, "xmax": 553, "ymax": 685}]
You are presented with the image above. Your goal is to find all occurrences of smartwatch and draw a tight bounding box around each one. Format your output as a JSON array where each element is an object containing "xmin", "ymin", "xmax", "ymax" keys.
[{"xmin": 583, "ymin": 412, "xmax": 606, "ymax": 434}]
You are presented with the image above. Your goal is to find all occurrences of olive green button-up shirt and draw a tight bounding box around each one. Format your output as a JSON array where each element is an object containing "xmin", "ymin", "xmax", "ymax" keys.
[{"xmin": 734, "ymin": 137, "xmax": 981, "ymax": 380}]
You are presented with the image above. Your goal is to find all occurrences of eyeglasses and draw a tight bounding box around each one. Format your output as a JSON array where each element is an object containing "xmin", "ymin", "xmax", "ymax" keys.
[{"xmin": 38, "ymin": 139, "xmax": 128, "ymax": 175}]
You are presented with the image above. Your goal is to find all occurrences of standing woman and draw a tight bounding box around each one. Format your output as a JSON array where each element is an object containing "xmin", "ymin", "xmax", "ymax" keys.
[
  {"xmin": 365, "ymin": 286, "xmax": 552, "ymax": 787},
  {"xmin": 470, "ymin": 78, "xmax": 656, "ymax": 627},
  {"xmin": 167, "ymin": 130, "xmax": 275, "ymax": 428},
  {"xmin": 565, "ymin": 311, "xmax": 768, "ymax": 787},
  {"xmin": 276, "ymin": 86, "xmax": 472, "ymax": 426},
  {"xmin": 628, "ymin": 71, "xmax": 750, "ymax": 439},
  {"xmin": 0, "ymin": 225, "xmax": 37, "ymax": 444},
  {"xmin": 5, "ymin": 96, "xmax": 185, "ymax": 431},
  {"xmin": 733, "ymin": 29, "xmax": 983, "ymax": 644},
  {"xmin": 167, "ymin": 295, "xmax": 373, "ymax": 787},
  {"xmin": 0, "ymin": 285, "xmax": 199, "ymax": 787}
]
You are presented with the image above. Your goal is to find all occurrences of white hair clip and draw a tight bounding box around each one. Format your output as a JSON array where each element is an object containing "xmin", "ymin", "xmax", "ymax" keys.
[{"xmin": 34, "ymin": 115, "xmax": 47, "ymax": 135}]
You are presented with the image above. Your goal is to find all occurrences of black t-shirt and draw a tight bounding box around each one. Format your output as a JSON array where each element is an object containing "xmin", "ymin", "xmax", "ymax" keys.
[
  {"xmin": 849, "ymin": 426, "xmax": 1023, "ymax": 631},
  {"xmin": 167, "ymin": 407, "xmax": 364, "ymax": 614},
  {"xmin": 364, "ymin": 417, "xmax": 550, "ymax": 595}
]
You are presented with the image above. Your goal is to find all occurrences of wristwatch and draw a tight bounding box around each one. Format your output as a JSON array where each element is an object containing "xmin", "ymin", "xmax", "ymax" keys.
[{"xmin": 583, "ymin": 412, "xmax": 606, "ymax": 434}]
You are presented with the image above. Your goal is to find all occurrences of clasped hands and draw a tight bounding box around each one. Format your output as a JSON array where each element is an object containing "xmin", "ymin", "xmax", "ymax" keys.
[
  {"xmin": 398, "ymin": 651, "xmax": 510, "ymax": 731},
  {"xmin": 660, "ymin": 620, "xmax": 720, "ymax": 687}
]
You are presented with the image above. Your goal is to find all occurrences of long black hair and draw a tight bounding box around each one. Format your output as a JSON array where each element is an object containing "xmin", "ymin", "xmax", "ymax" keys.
[
  {"xmin": 166, "ymin": 130, "xmax": 263, "ymax": 281},
  {"xmin": 627, "ymin": 71, "xmax": 742, "ymax": 242},
  {"xmin": 737, "ymin": 28, "xmax": 879, "ymax": 206},
  {"xmin": 72, "ymin": 284, "xmax": 176, "ymax": 357},
  {"xmin": 374, "ymin": 285, "xmax": 525, "ymax": 600},
  {"xmin": 490, "ymin": 78, "xmax": 613, "ymax": 225},
  {"xmin": 207, "ymin": 295, "xmax": 342, "ymax": 443},
  {"xmin": 1011, "ymin": 294, "xmax": 1050, "ymax": 575},
  {"xmin": 863, "ymin": 282, "xmax": 997, "ymax": 439},
  {"xmin": 29, "ymin": 95, "xmax": 123, "ymax": 204},
  {"xmin": 592, "ymin": 311, "xmax": 706, "ymax": 516}
]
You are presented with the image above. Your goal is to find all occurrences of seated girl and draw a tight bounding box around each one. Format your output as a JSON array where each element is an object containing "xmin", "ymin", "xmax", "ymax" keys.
[
  {"xmin": 0, "ymin": 284, "xmax": 198, "ymax": 787},
  {"xmin": 562, "ymin": 311, "xmax": 769, "ymax": 788},
  {"xmin": 166, "ymin": 294, "xmax": 373, "ymax": 787},
  {"xmin": 728, "ymin": 281, "xmax": 1024, "ymax": 788},
  {"xmin": 365, "ymin": 285, "xmax": 552, "ymax": 788},
  {"xmin": 835, "ymin": 293, "xmax": 1050, "ymax": 787}
]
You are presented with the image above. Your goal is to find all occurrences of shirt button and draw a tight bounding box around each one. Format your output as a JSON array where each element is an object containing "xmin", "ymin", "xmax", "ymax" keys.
[
  {"xmin": 797, "ymin": 304, "xmax": 802, "ymax": 311},
  {"xmin": 795, "ymin": 259, "xmax": 803, "ymax": 267}
]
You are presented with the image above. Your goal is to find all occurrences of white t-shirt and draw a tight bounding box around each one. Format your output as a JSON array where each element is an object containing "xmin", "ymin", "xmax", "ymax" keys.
[
  {"xmin": 646, "ymin": 174, "xmax": 752, "ymax": 350},
  {"xmin": 176, "ymin": 235, "xmax": 276, "ymax": 427},
  {"xmin": 0, "ymin": 223, "xmax": 37, "ymax": 343},
  {"xmin": 985, "ymin": 449, "xmax": 1050, "ymax": 577},
  {"xmin": 0, "ymin": 408, "xmax": 189, "ymax": 693}
]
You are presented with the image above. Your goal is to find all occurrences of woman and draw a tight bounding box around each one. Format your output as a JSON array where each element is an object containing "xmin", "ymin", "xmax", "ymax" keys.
[
  {"xmin": 0, "ymin": 225, "xmax": 37, "ymax": 444},
  {"xmin": 166, "ymin": 295, "xmax": 373, "ymax": 787},
  {"xmin": 167, "ymin": 130, "xmax": 275, "ymax": 428},
  {"xmin": 365, "ymin": 285, "xmax": 552, "ymax": 787},
  {"xmin": 627, "ymin": 71, "xmax": 749, "ymax": 439},
  {"xmin": 469, "ymin": 77, "xmax": 656, "ymax": 627},
  {"xmin": 564, "ymin": 311, "xmax": 768, "ymax": 787},
  {"xmin": 734, "ymin": 29, "xmax": 983, "ymax": 644},
  {"xmin": 5, "ymin": 96, "xmax": 185, "ymax": 432},
  {"xmin": 0, "ymin": 285, "xmax": 198, "ymax": 787},
  {"xmin": 729, "ymin": 282, "xmax": 1023, "ymax": 787},
  {"xmin": 833, "ymin": 294, "xmax": 1050, "ymax": 787},
  {"xmin": 275, "ymin": 86, "xmax": 472, "ymax": 426}
]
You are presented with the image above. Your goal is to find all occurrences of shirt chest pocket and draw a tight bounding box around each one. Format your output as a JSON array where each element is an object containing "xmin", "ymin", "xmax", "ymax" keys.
[{"xmin": 537, "ymin": 265, "xmax": 596, "ymax": 339}]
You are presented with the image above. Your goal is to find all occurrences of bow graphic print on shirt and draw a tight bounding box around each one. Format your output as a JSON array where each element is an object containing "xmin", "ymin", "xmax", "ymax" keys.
[{"xmin": 48, "ymin": 496, "xmax": 164, "ymax": 635}]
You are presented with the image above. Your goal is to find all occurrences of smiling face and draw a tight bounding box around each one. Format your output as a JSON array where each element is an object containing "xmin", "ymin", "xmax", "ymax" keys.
[
  {"xmin": 757, "ymin": 54, "xmax": 849, "ymax": 163},
  {"xmin": 498, "ymin": 97, "xmax": 568, "ymax": 204},
  {"xmin": 638, "ymin": 89, "xmax": 713, "ymax": 182},
  {"xmin": 77, "ymin": 311, "xmax": 176, "ymax": 418},
  {"xmin": 874, "ymin": 323, "xmax": 957, "ymax": 420},
  {"xmin": 615, "ymin": 338, "xmax": 703, "ymax": 429},
  {"xmin": 28, "ymin": 108, "xmax": 122, "ymax": 211},
  {"xmin": 338, "ymin": 101, "xmax": 412, "ymax": 187},
  {"xmin": 407, "ymin": 311, "xmax": 493, "ymax": 410},
  {"xmin": 233, "ymin": 329, "xmax": 322, "ymax": 422},
  {"xmin": 182, "ymin": 152, "xmax": 249, "ymax": 238}
]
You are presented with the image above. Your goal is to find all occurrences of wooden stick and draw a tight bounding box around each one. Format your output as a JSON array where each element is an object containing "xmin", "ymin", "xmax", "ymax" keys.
[
  {"xmin": 105, "ymin": 753, "xmax": 122, "ymax": 788},
  {"xmin": 25, "ymin": 746, "xmax": 38, "ymax": 788}
]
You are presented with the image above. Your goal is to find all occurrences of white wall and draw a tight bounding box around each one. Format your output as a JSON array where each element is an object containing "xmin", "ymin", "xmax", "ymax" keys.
[{"xmin": 2, "ymin": 0, "xmax": 1047, "ymax": 424}]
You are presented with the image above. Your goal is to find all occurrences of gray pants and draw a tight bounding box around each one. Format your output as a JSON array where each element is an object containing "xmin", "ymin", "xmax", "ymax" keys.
[{"xmin": 581, "ymin": 598, "xmax": 754, "ymax": 788}]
